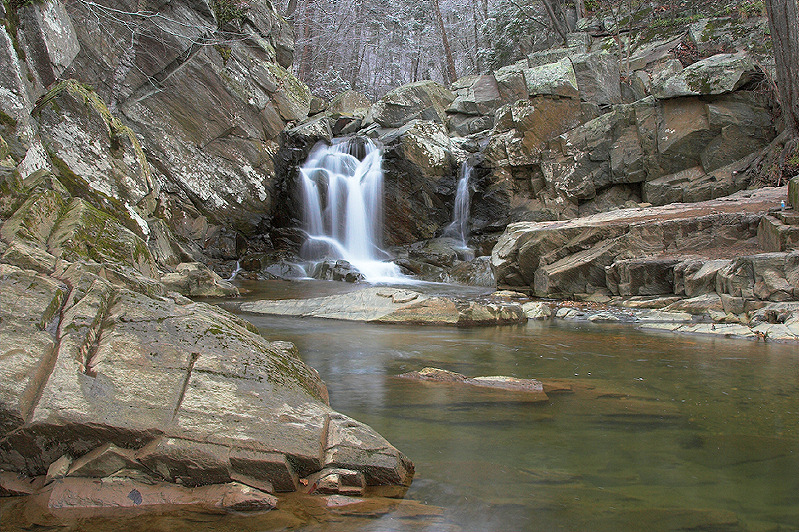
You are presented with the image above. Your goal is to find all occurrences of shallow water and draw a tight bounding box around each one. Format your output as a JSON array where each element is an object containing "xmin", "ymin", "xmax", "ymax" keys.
[{"xmin": 4, "ymin": 280, "xmax": 798, "ymax": 531}]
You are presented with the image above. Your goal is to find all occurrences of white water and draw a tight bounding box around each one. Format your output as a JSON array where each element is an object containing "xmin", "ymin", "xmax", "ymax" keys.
[
  {"xmin": 299, "ymin": 138, "xmax": 405, "ymax": 283},
  {"xmin": 443, "ymin": 161, "xmax": 473, "ymax": 248}
]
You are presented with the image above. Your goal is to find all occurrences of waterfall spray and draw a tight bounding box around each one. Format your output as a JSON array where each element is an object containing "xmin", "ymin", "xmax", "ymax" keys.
[
  {"xmin": 444, "ymin": 160, "xmax": 473, "ymax": 248},
  {"xmin": 299, "ymin": 138, "xmax": 404, "ymax": 282}
]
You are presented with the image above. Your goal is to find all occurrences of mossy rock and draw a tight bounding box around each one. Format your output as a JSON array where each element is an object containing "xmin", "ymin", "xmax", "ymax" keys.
[
  {"xmin": 32, "ymin": 80, "xmax": 156, "ymax": 226},
  {"xmin": 49, "ymin": 198, "xmax": 158, "ymax": 278},
  {"xmin": 789, "ymin": 176, "xmax": 798, "ymax": 210}
]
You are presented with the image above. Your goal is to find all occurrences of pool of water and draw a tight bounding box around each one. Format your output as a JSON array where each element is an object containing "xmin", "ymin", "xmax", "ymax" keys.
[{"xmin": 4, "ymin": 280, "xmax": 798, "ymax": 531}]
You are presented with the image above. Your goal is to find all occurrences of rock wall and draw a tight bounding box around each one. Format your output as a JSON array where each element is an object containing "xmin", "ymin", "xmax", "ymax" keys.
[{"xmin": 0, "ymin": 0, "xmax": 413, "ymax": 506}]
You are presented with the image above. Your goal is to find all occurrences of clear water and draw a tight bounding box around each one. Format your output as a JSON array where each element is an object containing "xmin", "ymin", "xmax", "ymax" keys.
[{"xmin": 4, "ymin": 280, "xmax": 798, "ymax": 531}]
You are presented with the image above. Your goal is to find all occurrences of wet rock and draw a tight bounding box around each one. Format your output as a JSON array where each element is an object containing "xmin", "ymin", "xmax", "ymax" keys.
[
  {"xmin": 306, "ymin": 468, "xmax": 366, "ymax": 496},
  {"xmin": 324, "ymin": 413, "xmax": 414, "ymax": 486},
  {"xmin": 66, "ymin": 443, "xmax": 140, "ymax": 479},
  {"xmin": 36, "ymin": 477, "xmax": 277, "ymax": 511},
  {"xmin": 445, "ymin": 256, "xmax": 496, "ymax": 288},
  {"xmin": 45, "ymin": 455, "xmax": 72, "ymax": 485},
  {"xmin": 0, "ymin": 471, "xmax": 45, "ymax": 496},
  {"xmin": 310, "ymin": 260, "xmax": 365, "ymax": 283}
]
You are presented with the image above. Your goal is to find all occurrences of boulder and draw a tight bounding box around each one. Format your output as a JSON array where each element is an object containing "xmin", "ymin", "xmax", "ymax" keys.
[
  {"xmin": 370, "ymin": 80, "xmax": 455, "ymax": 128},
  {"xmin": 716, "ymin": 252, "xmax": 799, "ymax": 302},
  {"xmin": 447, "ymin": 75, "xmax": 502, "ymax": 116},
  {"xmin": 381, "ymin": 120, "xmax": 453, "ymax": 244},
  {"xmin": 446, "ymin": 256, "xmax": 496, "ymax": 288},
  {"xmin": 398, "ymin": 367, "xmax": 548, "ymax": 401},
  {"xmin": 523, "ymin": 57, "xmax": 579, "ymax": 99},
  {"xmin": 570, "ymin": 52, "xmax": 621, "ymax": 106},
  {"xmin": 652, "ymin": 53, "xmax": 756, "ymax": 99},
  {"xmin": 674, "ymin": 259, "xmax": 731, "ymax": 297},
  {"xmin": 606, "ymin": 258, "xmax": 681, "ymax": 296},
  {"xmin": 493, "ymin": 187, "xmax": 787, "ymax": 298},
  {"xmin": 160, "ymin": 262, "xmax": 239, "ymax": 297},
  {"xmin": 790, "ymin": 176, "xmax": 798, "ymax": 209},
  {"xmin": 328, "ymin": 90, "xmax": 371, "ymax": 114}
]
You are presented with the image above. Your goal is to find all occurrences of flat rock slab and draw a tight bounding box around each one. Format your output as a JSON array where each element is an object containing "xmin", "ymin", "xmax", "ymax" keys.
[{"xmin": 240, "ymin": 287, "xmax": 527, "ymax": 326}]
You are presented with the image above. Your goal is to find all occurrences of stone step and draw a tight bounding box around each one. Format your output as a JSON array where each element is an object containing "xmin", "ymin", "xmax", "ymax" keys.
[
  {"xmin": 758, "ymin": 215, "xmax": 799, "ymax": 252},
  {"xmin": 776, "ymin": 210, "xmax": 799, "ymax": 225}
]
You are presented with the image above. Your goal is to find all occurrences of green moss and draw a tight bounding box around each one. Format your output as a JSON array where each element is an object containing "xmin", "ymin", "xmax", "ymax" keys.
[
  {"xmin": 211, "ymin": 0, "xmax": 249, "ymax": 27},
  {"xmin": 0, "ymin": 111, "xmax": 18, "ymax": 130},
  {"xmin": 685, "ymin": 70, "xmax": 713, "ymax": 94},
  {"xmin": 214, "ymin": 44, "xmax": 232, "ymax": 64}
]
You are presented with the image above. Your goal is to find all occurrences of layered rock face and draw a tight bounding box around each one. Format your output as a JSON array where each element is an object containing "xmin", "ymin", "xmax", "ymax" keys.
[
  {"xmin": 4, "ymin": 0, "xmax": 309, "ymax": 269},
  {"xmin": 0, "ymin": 0, "xmax": 412, "ymax": 509},
  {"xmin": 492, "ymin": 187, "xmax": 797, "ymax": 309}
]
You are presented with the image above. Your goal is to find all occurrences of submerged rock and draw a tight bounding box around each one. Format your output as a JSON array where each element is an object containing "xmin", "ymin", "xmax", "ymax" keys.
[{"xmin": 398, "ymin": 367, "xmax": 548, "ymax": 402}]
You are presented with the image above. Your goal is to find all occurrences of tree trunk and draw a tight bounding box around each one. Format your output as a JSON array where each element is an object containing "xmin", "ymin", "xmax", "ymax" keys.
[
  {"xmin": 540, "ymin": 0, "xmax": 568, "ymax": 44},
  {"xmin": 765, "ymin": 0, "xmax": 799, "ymax": 136},
  {"xmin": 575, "ymin": 0, "xmax": 585, "ymax": 19},
  {"xmin": 297, "ymin": 0, "xmax": 315, "ymax": 81},
  {"xmin": 432, "ymin": 0, "xmax": 457, "ymax": 83}
]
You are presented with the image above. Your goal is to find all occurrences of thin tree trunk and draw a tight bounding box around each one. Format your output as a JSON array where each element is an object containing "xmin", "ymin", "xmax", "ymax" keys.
[
  {"xmin": 765, "ymin": 0, "xmax": 799, "ymax": 136},
  {"xmin": 540, "ymin": 0, "xmax": 568, "ymax": 44},
  {"xmin": 297, "ymin": 0, "xmax": 315, "ymax": 81},
  {"xmin": 432, "ymin": 0, "xmax": 457, "ymax": 83},
  {"xmin": 575, "ymin": 0, "xmax": 585, "ymax": 19}
]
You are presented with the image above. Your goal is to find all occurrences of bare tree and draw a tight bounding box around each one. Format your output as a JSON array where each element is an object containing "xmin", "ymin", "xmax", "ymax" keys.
[
  {"xmin": 432, "ymin": 0, "xmax": 457, "ymax": 83},
  {"xmin": 765, "ymin": 0, "xmax": 799, "ymax": 137}
]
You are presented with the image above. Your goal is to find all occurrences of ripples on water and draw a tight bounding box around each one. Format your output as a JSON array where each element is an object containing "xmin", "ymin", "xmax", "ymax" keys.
[{"xmin": 4, "ymin": 280, "xmax": 798, "ymax": 531}]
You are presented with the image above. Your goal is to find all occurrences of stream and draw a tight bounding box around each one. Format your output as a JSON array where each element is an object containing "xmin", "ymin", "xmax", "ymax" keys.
[{"xmin": 4, "ymin": 279, "xmax": 798, "ymax": 531}]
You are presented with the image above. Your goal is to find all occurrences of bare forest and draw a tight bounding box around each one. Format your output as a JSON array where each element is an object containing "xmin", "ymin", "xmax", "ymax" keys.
[{"xmin": 274, "ymin": 0, "xmax": 768, "ymax": 100}]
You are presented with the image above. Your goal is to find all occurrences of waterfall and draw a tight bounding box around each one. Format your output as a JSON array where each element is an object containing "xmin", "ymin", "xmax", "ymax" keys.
[
  {"xmin": 299, "ymin": 137, "xmax": 404, "ymax": 282},
  {"xmin": 444, "ymin": 161, "xmax": 473, "ymax": 248}
]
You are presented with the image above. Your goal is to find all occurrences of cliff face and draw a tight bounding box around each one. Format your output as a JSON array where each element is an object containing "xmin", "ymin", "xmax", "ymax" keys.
[
  {"xmin": 0, "ymin": 0, "xmax": 413, "ymax": 506},
  {"xmin": 3, "ymin": 0, "xmax": 308, "ymax": 266}
]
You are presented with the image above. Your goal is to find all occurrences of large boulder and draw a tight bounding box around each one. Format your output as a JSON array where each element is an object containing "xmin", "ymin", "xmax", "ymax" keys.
[
  {"xmin": 652, "ymin": 53, "xmax": 757, "ymax": 99},
  {"xmin": 570, "ymin": 52, "xmax": 621, "ymax": 106},
  {"xmin": 33, "ymin": 80, "xmax": 156, "ymax": 219},
  {"xmin": 380, "ymin": 120, "xmax": 454, "ymax": 244},
  {"xmin": 492, "ymin": 187, "xmax": 786, "ymax": 298},
  {"xmin": 241, "ymin": 287, "xmax": 527, "ymax": 326},
  {"xmin": 0, "ymin": 165, "xmax": 414, "ymax": 498},
  {"xmin": 369, "ymin": 80, "xmax": 455, "ymax": 128}
]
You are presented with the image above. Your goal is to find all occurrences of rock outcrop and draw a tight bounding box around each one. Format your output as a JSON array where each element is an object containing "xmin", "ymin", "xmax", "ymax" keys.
[
  {"xmin": 241, "ymin": 287, "xmax": 527, "ymax": 326},
  {"xmin": 0, "ymin": 169, "xmax": 413, "ymax": 505}
]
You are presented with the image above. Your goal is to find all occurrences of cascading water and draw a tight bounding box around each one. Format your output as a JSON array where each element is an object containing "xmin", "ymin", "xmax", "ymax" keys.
[
  {"xmin": 299, "ymin": 137, "xmax": 404, "ymax": 282},
  {"xmin": 443, "ymin": 160, "xmax": 473, "ymax": 248}
]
